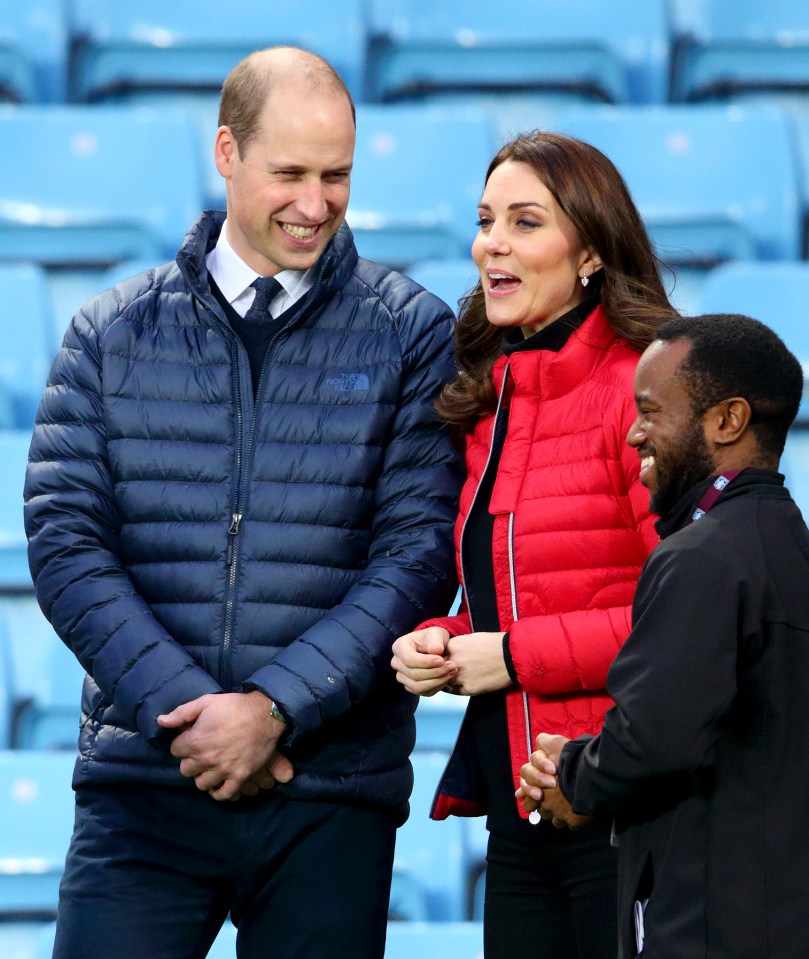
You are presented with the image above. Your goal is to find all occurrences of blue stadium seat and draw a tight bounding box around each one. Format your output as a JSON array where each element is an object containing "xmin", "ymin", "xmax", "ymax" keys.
[
  {"xmin": 348, "ymin": 105, "xmax": 494, "ymax": 267},
  {"xmin": 2, "ymin": 596, "xmax": 84, "ymax": 751},
  {"xmin": 0, "ymin": 264, "xmax": 54, "ymax": 428},
  {"xmin": 407, "ymin": 259, "xmax": 479, "ymax": 318},
  {"xmin": 395, "ymin": 751, "xmax": 468, "ymax": 921},
  {"xmin": 69, "ymin": 0, "xmax": 367, "ymax": 102},
  {"xmin": 0, "ymin": 3, "xmax": 67, "ymax": 103},
  {"xmin": 0, "ymin": 751, "xmax": 75, "ymax": 916},
  {"xmin": 384, "ymin": 921, "xmax": 483, "ymax": 959},
  {"xmin": 693, "ymin": 261, "xmax": 809, "ymax": 423},
  {"xmin": 0, "ymin": 431, "xmax": 33, "ymax": 590},
  {"xmin": 671, "ymin": 1, "xmax": 809, "ymax": 103},
  {"xmin": 366, "ymin": 0, "xmax": 669, "ymax": 105},
  {"xmin": 551, "ymin": 104, "xmax": 803, "ymax": 265},
  {"xmin": 0, "ymin": 105, "xmax": 203, "ymax": 267}
]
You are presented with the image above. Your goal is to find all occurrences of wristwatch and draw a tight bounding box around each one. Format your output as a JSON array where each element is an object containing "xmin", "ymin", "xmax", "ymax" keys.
[{"xmin": 269, "ymin": 700, "xmax": 287, "ymax": 728}]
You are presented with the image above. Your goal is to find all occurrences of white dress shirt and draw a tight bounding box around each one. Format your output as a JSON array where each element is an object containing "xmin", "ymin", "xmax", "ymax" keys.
[{"xmin": 205, "ymin": 219, "xmax": 315, "ymax": 318}]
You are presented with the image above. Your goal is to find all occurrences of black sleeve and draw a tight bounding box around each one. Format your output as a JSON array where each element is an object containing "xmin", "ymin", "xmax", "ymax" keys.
[{"xmin": 558, "ymin": 535, "xmax": 748, "ymax": 817}]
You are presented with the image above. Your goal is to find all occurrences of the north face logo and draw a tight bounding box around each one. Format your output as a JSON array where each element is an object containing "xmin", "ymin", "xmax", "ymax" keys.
[{"xmin": 326, "ymin": 373, "xmax": 370, "ymax": 392}]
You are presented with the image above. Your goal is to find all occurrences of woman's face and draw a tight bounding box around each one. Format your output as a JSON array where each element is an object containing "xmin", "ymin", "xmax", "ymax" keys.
[{"xmin": 471, "ymin": 160, "xmax": 597, "ymax": 337}]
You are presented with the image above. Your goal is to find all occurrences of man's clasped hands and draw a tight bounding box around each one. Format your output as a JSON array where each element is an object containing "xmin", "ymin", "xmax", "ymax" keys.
[{"xmin": 516, "ymin": 733, "xmax": 592, "ymax": 831}]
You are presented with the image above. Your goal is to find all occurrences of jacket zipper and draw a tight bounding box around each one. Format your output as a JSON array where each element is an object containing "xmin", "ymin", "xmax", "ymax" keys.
[
  {"xmin": 507, "ymin": 511, "xmax": 532, "ymax": 761},
  {"xmin": 221, "ymin": 346, "xmax": 246, "ymax": 691},
  {"xmin": 457, "ymin": 363, "xmax": 511, "ymax": 628}
]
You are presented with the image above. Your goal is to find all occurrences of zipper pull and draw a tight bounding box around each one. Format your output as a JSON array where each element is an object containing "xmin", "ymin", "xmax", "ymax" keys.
[{"xmin": 226, "ymin": 512, "xmax": 243, "ymax": 565}]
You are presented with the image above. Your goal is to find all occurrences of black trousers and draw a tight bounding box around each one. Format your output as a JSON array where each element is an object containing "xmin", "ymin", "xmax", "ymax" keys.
[
  {"xmin": 483, "ymin": 821, "xmax": 618, "ymax": 959},
  {"xmin": 53, "ymin": 782, "xmax": 397, "ymax": 959}
]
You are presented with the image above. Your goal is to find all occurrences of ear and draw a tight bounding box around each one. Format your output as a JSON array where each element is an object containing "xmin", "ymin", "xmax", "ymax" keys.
[
  {"xmin": 579, "ymin": 248, "xmax": 603, "ymax": 277},
  {"xmin": 703, "ymin": 397, "xmax": 752, "ymax": 447},
  {"xmin": 214, "ymin": 125, "xmax": 238, "ymax": 179}
]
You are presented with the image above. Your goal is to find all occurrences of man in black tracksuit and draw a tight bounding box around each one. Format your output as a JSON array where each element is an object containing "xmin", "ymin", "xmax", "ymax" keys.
[{"xmin": 518, "ymin": 313, "xmax": 809, "ymax": 958}]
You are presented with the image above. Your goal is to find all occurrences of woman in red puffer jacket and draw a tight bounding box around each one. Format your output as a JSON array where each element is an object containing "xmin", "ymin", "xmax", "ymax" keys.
[{"xmin": 392, "ymin": 131, "xmax": 678, "ymax": 959}]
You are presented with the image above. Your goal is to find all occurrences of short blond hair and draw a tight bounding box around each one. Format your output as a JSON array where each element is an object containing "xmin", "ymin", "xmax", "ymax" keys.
[{"xmin": 218, "ymin": 46, "xmax": 355, "ymax": 155}]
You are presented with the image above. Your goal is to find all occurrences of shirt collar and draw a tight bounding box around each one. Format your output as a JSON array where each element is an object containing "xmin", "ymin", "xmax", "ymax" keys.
[{"xmin": 205, "ymin": 218, "xmax": 314, "ymax": 305}]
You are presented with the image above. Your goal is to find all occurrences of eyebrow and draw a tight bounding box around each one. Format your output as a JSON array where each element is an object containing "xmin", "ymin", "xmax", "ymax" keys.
[{"xmin": 478, "ymin": 201, "xmax": 550, "ymax": 212}]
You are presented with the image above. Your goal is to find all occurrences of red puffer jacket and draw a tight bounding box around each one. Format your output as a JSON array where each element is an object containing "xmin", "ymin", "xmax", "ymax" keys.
[{"xmin": 420, "ymin": 305, "xmax": 659, "ymax": 819}]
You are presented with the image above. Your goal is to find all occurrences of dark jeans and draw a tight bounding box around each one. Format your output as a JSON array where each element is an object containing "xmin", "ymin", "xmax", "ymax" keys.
[
  {"xmin": 53, "ymin": 782, "xmax": 397, "ymax": 959},
  {"xmin": 484, "ymin": 821, "xmax": 618, "ymax": 959}
]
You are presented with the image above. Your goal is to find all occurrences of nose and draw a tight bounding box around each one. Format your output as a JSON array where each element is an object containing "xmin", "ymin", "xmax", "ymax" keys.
[
  {"xmin": 480, "ymin": 221, "xmax": 510, "ymax": 256},
  {"xmin": 626, "ymin": 416, "xmax": 645, "ymax": 449},
  {"xmin": 294, "ymin": 178, "xmax": 329, "ymax": 222}
]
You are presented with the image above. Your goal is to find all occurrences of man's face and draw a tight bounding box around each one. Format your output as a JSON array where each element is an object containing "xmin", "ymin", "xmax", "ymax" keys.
[
  {"xmin": 215, "ymin": 82, "xmax": 355, "ymax": 276},
  {"xmin": 627, "ymin": 339, "xmax": 717, "ymax": 516}
]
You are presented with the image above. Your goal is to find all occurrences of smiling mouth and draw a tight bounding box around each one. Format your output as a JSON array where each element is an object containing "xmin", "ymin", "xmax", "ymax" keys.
[
  {"xmin": 280, "ymin": 223, "xmax": 320, "ymax": 240},
  {"xmin": 639, "ymin": 454, "xmax": 657, "ymax": 487},
  {"xmin": 487, "ymin": 272, "xmax": 520, "ymax": 294}
]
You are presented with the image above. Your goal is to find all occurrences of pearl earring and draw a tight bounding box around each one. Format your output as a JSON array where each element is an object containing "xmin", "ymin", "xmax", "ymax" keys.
[{"xmin": 580, "ymin": 271, "xmax": 589, "ymax": 288}]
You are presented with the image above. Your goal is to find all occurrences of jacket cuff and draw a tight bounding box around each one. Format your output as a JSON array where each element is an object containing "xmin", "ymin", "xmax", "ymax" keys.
[{"xmin": 502, "ymin": 631, "xmax": 519, "ymax": 685}]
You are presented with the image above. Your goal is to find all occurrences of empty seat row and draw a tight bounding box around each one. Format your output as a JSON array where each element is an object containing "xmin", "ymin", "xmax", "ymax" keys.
[
  {"xmin": 6, "ymin": 2, "xmax": 809, "ymax": 109},
  {"xmin": 1, "ymin": 100, "xmax": 808, "ymax": 280},
  {"xmin": 0, "ymin": 0, "xmax": 674, "ymax": 107}
]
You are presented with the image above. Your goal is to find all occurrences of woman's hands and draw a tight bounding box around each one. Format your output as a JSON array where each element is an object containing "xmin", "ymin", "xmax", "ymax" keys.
[
  {"xmin": 392, "ymin": 628, "xmax": 512, "ymax": 696},
  {"xmin": 391, "ymin": 627, "xmax": 455, "ymax": 696}
]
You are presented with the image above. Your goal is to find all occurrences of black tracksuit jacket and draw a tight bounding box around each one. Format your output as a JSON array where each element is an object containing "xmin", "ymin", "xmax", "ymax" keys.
[{"xmin": 559, "ymin": 470, "xmax": 809, "ymax": 958}]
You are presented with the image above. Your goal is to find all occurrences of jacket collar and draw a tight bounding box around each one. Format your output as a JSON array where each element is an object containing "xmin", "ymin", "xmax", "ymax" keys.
[
  {"xmin": 175, "ymin": 211, "xmax": 359, "ymax": 318},
  {"xmin": 654, "ymin": 469, "xmax": 786, "ymax": 540},
  {"xmin": 492, "ymin": 303, "xmax": 626, "ymax": 399},
  {"xmin": 502, "ymin": 296, "xmax": 599, "ymax": 356}
]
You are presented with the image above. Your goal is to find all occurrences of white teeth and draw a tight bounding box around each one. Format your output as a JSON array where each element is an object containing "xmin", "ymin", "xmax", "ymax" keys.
[
  {"xmin": 281, "ymin": 224, "xmax": 317, "ymax": 238},
  {"xmin": 641, "ymin": 456, "xmax": 655, "ymax": 468},
  {"xmin": 489, "ymin": 273, "xmax": 512, "ymax": 280}
]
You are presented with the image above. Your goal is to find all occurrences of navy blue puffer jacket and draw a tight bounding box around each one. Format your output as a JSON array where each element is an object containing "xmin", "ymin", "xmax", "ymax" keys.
[{"xmin": 24, "ymin": 212, "xmax": 461, "ymax": 817}]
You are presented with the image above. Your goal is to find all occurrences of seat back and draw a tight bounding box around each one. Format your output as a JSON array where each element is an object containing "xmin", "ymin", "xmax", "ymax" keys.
[
  {"xmin": 694, "ymin": 261, "xmax": 809, "ymax": 423},
  {"xmin": 349, "ymin": 105, "xmax": 494, "ymax": 268},
  {"xmin": 367, "ymin": 0, "xmax": 669, "ymax": 104},
  {"xmin": 0, "ymin": 751, "xmax": 75, "ymax": 915},
  {"xmin": 69, "ymin": 0, "xmax": 366, "ymax": 101},
  {"xmin": 552, "ymin": 104, "xmax": 803, "ymax": 265},
  {"xmin": 0, "ymin": 264, "xmax": 55, "ymax": 428},
  {"xmin": 0, "ymin": 3, "xmax": 66, "ymax": 102},
  {"xmin": 2, "ymin": 595, "xmax": 84, "ymax": 751},
  {"xmin": 672, "ymin": 0, "xmax": 809, "ymax": 102},
  {"xmin": 0, "ymin": 105, "xmax": 203, "ymax": 266}
]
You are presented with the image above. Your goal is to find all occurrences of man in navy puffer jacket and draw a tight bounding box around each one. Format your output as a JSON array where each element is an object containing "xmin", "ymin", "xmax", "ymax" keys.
[{"xmin": 24, "ymin": 46, "xmax": 460, "ymax": 959}]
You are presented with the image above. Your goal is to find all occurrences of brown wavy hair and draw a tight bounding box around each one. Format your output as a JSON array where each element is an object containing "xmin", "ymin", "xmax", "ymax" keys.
[{"xmin": 437, "ymin": 131, "xmax": 679, "ymax": 433}]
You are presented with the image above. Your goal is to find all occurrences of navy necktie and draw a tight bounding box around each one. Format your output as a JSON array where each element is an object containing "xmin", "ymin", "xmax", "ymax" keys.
[{"xmin": 243, "ymin": 276, "xmax": 282, "ymax": 324}]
